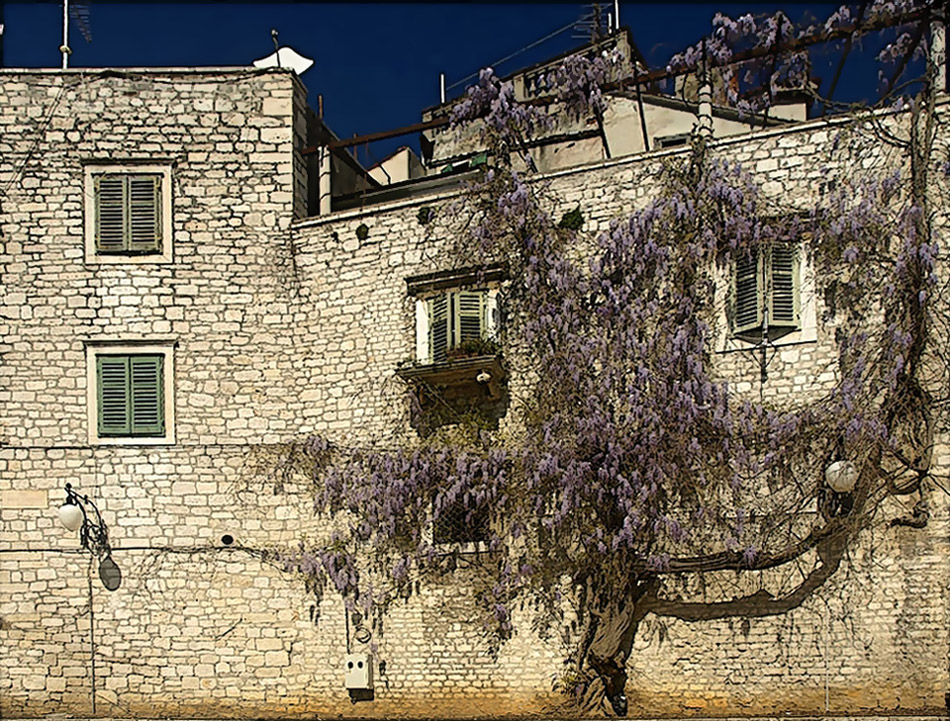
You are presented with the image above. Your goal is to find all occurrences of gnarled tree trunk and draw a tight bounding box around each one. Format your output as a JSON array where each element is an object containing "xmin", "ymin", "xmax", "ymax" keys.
[{"xmin": 574, "ymin": 575, "xmax": 658, "ymax": 716}]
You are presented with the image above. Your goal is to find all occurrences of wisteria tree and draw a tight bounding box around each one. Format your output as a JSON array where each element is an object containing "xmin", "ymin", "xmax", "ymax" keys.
[{"xmin": 280, "ymin": 1, "xmax": 947, "ymax": 714}]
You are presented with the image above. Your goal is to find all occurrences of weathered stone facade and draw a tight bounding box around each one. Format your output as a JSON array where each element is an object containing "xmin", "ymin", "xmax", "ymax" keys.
[{"xmin": 0, "ymin": 67, "xmax": 948, "ymax": 718}]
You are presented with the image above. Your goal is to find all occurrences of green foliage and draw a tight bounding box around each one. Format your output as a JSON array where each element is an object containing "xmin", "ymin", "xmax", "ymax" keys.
[
  {"xmin": 417, "ymin": 206, "xmax": 435, "ymax": 226},
  {"xmin": 355, "ymin": 223, "xmax": 369, "ymax": 241},
  {"xmin": 445, "ymin": 337, "xmax": 500, "ymax": 360},
  {"xmin": 558, "ymin": 206, "xmax": 584, "ymax": 231}
]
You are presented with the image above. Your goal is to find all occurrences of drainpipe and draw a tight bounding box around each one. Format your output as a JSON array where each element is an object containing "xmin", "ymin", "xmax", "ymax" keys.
[
  {"xmin": 696, "ymin": 40, "xmax": 714, "ymax": 139},
  {"xmin": 931, "ymin": 9, "xmax": 947, "ymax": 93},
  {"xmin": 318, "ymin": 145, "xmax": 332, "ymax": 215}
]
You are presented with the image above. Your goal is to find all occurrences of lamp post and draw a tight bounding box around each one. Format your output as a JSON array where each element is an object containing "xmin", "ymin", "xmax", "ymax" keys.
[
  {"xmin": 58, "ymin": 483, "xmax": 125, "ymax": 717},
  {"xmin": 823, "ymin": 460, "xmax": 858, "ymax": 517},
  {"xmin": 58, "ymin": 483, "xmax": 121, "ymax": 591}
]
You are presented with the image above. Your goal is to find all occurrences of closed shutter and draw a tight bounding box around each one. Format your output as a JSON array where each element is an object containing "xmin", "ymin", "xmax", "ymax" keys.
[
  {"xmin": 130, "ymin": 355, "xmax": 164, "ymax": 435},
  {"xmin": 94, "ymin": 174, "xmax": 162, "ymax": 253},
  {"xmin": 733, "ymin": 249, "xmax": 763, "ymax": 333},
  {"xmin": 96, "ymin": 354, "xmax": 164, "ymax": 437},
  {"xmin": 97, "ymin": 356, "xmax": 131, "ymax": 436},
  {"xmin": 768, "ymin": 244, "xmax": 799, "ymax": 328},
  {"xmin": 95, "ymin": 176, "xmax": 127, "ymax": 253},
  {"xmin": 128, "ymin": 175, "xmax": 162, "ymax": 252},
  {"xmin": 428, "ymin": 294, "xmax": 449, "ymax": 363},
  {"xmin": 454, "ymin": 291, "xmax": 486, "ymax": 345}
]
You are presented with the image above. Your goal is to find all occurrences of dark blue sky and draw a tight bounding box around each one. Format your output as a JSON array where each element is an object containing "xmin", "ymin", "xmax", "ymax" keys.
[{"xmin": 4, "ymin": 2, "xmax": 901, "ymax": 163}]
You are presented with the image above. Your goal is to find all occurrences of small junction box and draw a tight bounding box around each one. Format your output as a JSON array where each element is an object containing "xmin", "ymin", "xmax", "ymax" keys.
[{"xmin": 344, "ymin": 653, "xmax": 373, "ymax": 690}]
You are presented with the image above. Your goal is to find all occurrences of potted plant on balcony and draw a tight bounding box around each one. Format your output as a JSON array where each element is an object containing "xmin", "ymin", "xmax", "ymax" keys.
[{"xmin": 445, "ymin": 337, "xmax": 500, "ymax": 362}]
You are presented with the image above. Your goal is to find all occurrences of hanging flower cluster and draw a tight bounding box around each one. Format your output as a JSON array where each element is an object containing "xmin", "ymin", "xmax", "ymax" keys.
[
  {"xmin": 666, "ymin": 0, "xmax": 935, "ymax": 114},
  {"xmin": 271, "ymin": 4, "xmax": 943, "ymax": 711}
]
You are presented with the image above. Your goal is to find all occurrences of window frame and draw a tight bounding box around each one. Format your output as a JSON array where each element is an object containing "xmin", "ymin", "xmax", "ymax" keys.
[
  {"xmin": 423, "ymin": 495, "xmax": 491, "ymax": 555},
  {"xmin": 717, "ymin": 235, "xmax": 818, "ymax": 352},
  {"xmin": 84, "ymin": 163, "xmax": 173, "ymax": 264},
  {"xmin": 730, "ymin": 241, "xmax": 801, "ymax": 339},
  {"xmin": 85, "ymin": 343, "xmax": 176, "ymax": 445},
  {"xmin": 415, "ymin": 288, "xmax": 499, "ymax": 364}
]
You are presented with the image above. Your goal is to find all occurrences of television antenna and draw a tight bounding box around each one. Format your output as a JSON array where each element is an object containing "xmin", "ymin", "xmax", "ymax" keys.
[
  {"xmin": 59, "ymin": 0, "xmax": 92, "ymax": 70},
  {"xmin": 572, "ymin": 3, "xmax": 609, "ymax": 42}
]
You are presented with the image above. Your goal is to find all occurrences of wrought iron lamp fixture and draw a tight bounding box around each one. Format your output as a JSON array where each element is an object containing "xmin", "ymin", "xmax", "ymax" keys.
[
  {"xmin": 58, "ymin": 483, "xmax": 121, "ymax": 591},
  {"xmin": 822, "ymin": 460, "xmax": 858, "ymax": 518}
]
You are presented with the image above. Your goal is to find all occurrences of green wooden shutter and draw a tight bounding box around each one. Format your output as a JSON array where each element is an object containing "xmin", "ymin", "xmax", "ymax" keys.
[
  {"xmin": 97, "ymin": 356, "xmax": 131, "ymax": 436},
  {"xmin": 96, "ymin": 354, "xmax": 164, "ymax": 437},
  {"xmin": 128, "ymin": 175, "xmax": 161, "ymax": 252},
  {"xmin": 428, "ymin": 294, "xmax": 449, "ymax": 363},
  {"xmin": 454, "ymin": 290, "xmax": 487, "ymax": 346},
  {"xmin": 94, "ymin": 174, "xmax": 162, "ymax": 253},
  {"xmin": 95, "ymin": 176, "xmax": 127, "ymax": 253},
  {"xmin": 768, "ymin": 244, "xmax": 799, "ymax": 328},
  {"xmin": 733, "ymin": 249, "xmax": 763, "ymax": 334},
  {"xmin": 129, "ymin": 355, "xmax": 164, "ymax": 435}
]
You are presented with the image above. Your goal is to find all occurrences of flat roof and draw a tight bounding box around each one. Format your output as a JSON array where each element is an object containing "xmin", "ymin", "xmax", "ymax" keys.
[{"xmin": 0, "ymin": 66, "xmax": 290, "ymax": 74}]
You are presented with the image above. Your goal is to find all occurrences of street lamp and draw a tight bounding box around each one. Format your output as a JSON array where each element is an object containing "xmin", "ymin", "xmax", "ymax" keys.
[
  {"xmin": 822, "ymin": 460, "xmax": 858, "ymax": 518},
  {"xmin": 58, "ymin": 483, "xmax": 121, "ymax": 591},
  {"xmin": 825, "ymin": 460, "xmax": 858, "ymax": 493}
]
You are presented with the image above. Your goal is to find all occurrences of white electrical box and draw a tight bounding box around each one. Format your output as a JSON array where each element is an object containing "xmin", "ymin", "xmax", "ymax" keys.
[{"xmin": 344, "ymin": 653, "xmax": 373, "ymax": 690}]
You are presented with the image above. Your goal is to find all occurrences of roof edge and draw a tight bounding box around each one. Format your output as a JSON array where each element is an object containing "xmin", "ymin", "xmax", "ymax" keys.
[{"xmin": 0, "ymin": 66, "xmax": 294, "ymax": 75}]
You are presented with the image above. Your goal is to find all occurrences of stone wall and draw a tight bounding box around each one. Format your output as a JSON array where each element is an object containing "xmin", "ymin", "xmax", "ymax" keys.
[{"xmin": 1, "ymin": 68, "xmax": 948, "ymax": 718}]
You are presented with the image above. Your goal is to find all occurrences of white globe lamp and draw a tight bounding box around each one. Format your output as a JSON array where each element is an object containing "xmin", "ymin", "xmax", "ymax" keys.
[
  {"xmin": 825, "ymin": 460, "xmax": 858, "ymax": 493},
  {"xmin": 58, "ymin": 501, "xmax": 83, "ymax": 531}
]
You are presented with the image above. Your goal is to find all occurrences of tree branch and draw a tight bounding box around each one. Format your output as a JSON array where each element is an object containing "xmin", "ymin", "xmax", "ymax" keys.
[
  {"xmin": 643, "ymin": 535, "xmax": 846, "ymax": 621},
  {"xmin": 632, "ymin": 516, "xmax": 847, "ymax": 575}
]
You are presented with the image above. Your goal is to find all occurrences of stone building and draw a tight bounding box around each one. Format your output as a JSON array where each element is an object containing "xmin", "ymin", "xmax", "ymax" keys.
[{"xmin": 0, "ymin": 38, "xmax": 948, "ymax": 720}]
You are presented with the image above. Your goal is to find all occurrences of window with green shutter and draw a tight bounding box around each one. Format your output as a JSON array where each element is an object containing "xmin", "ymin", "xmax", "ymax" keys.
[
  {"xmin": 426, "ymin": 290, "xmax": 489, "ymax": 362},
  {"xmin": 94, "ymin": 174, "xmax": 162, "ymax": 254},
  {"xmin": 96, "ymin": 354, "xmax": 165, "ymax": 436},
  {"xmin": 732, "ymin": 243, "xmax": 800, "ymax": 338}
]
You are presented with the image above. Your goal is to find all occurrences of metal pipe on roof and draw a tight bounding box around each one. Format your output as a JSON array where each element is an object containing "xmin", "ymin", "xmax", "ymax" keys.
[
  {"xmin": 301, "ymin": 116, "xmax": 450, "ymax": 154},
  {"xmin": 635, "ymin": 69, "xmax": 650, "ymax": 152},
  {"xmin": 60, "ymin": 0, "xmax": 70, "ymax": 70},
  {"xmin": 0, "ymin": 2, "xmax": 6, "ymax": 69}
]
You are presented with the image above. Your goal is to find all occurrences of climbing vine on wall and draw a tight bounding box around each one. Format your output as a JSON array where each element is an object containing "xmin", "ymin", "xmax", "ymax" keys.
[{"xmin": 275, "ymin": 2, "xmax": 948, "ymax": 715}]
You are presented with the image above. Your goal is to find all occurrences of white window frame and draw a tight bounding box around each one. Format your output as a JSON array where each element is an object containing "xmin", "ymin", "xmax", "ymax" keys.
[
  {"xmin": 415, "ymin": 287, "xmax": 500, "ymax": 364},
  {"xmin": 85, "ymin": 342, "xmax": 176, "ymax": 445},
  {"xmin": 84, "ymin": 163, "xmax": 173, "ymax": 264}
]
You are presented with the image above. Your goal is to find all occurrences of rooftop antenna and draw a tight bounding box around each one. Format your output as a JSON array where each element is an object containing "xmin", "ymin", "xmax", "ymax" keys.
[
  {"xmin": 572, "ymin": 3, "xmax": 607, "ymax": 42},
  {"xmin": 271, "ymin": 28, "xmax": 280, "ymax": 67},
  {"xmin": 60, "ymin": 0, "xmax": 71, "ymax": 69},
  {"xmin": 58, "ymin": 0, "xmax": 91, "ymax": 70}
]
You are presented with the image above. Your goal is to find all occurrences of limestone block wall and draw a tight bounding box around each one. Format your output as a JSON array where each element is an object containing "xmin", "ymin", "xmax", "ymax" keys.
[
  {"xmin": 0, "ymin": 68, "xmax": 353, "ymax": 718},
  {"xmin": 287, "ymin": 103, "xmax": 950, "ymax": 715},
  {"xmin": 0, "ymin": 66, "xmax": 948, "ymax": 719},
  {"xmin": 0, "ymin": 67, "xmax": 313, "ymax": 447}
]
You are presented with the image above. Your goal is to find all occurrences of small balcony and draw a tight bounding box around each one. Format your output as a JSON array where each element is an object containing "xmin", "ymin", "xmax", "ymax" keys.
[{"xmin": 396, "ymin": 354, "xmax": 508, "ymax": 434}]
